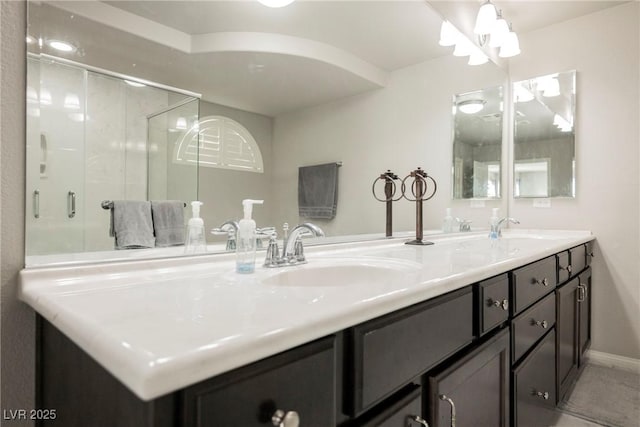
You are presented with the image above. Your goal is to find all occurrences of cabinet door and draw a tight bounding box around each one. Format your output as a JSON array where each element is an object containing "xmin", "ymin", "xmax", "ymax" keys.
[
  {"xmin": 514, "ymin": 330, "xmax": 556, "ymax": 427},
  {"xmin": 556, "ymin": 278, "xmax": 579, "ymax": 403},
  {"xmin": 427, "ymin": 328, "xmax": 510, "ymax": 427},
  {"xmin": 182, "ymin": 337, "xmax": 335, "ymax": 427},
  {"xmin": 578, "ymin": 268, "xmax": 592, "ymax": 367}
]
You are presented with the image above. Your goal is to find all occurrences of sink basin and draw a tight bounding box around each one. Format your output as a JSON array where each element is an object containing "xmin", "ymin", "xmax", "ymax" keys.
[{"xmin": 262, "ymin": 258, "xmax": 421, "ymax": 288}]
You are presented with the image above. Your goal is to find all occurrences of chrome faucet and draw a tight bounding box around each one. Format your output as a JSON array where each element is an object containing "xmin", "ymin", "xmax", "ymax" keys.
[
  {"xmin": 211, "ymin": 220, "xmax": 239, "ymax": 251},
  {"xmin": 264, "ymin": 222, "xmax": 324, "ymax": 267},
  {"xmin": 491, "ymin": 217, "xmax": 520, "ymax": 238}
]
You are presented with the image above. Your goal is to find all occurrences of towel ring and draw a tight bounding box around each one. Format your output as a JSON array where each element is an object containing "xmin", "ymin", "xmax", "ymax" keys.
[
  {"xmin": 401, "ymin": 172, "xmax": 437, "ymax": 202},
  {"xmin": 372, "ymin": 171, "xmax": 403, "ymax": 203}
]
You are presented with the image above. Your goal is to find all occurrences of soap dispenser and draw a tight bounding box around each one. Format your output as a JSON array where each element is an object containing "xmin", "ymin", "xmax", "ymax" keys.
[
  {"xmin": 442, "ymin": 208, "xmax": 454, "ymax": 233},
  {"xmin": 185, "ymin": 201, "xmax": 207, "ymax": 254},
  {"xmin": 236, "ymin": 199, "xmax": 264, "ymax": 274},
  {"xmin": 489, "ymin": 207, "xmax": 500, "ymax": 239}
]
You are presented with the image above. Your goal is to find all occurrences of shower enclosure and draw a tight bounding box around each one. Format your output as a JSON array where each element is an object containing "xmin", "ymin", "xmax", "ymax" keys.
[{"xmin": 26, "ymin": 55, "xmax": 200, "ymax": 259}]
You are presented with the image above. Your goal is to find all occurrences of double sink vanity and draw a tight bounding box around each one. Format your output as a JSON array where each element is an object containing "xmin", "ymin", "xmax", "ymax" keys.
[{"xmin": 19, "ymin": 229, "xmax": 594, "ymax": 426}]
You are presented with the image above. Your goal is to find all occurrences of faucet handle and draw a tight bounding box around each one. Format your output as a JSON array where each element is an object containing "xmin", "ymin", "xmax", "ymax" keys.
[
  {"xmin": 293, "ymin": 236, "xmax": 305, "ymax": 263},
  {"xmin": 457, "ymin": 218, "xmax": 472, "ymax": 232},
  {"xmin": 263, "ymin": 235, "xmax": 282, "ymax": 268}
]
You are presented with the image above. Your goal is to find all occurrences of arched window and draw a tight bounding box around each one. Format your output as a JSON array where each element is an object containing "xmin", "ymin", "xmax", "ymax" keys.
[{"xmin": 174, "ymin": 115, "xmax": 263, "ymax": 173}]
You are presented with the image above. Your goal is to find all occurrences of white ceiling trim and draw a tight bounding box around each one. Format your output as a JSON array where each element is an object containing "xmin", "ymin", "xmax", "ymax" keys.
[{"xmin": 51, "ymin": 0, "xmax": 389, "ymax": 88}]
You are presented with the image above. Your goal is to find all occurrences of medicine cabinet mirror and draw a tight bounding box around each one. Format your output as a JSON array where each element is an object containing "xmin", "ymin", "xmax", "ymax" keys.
[
  {"xmin": 452, "ymin": 86, "xmax": 504, "ymax": 200},
  {"xmin": 24, "ymin": 0, "xmax": 507, "ymax": 266},
  {"xmin": 513, "ymin": 70, "xmax": 576, "ymax": 198}
]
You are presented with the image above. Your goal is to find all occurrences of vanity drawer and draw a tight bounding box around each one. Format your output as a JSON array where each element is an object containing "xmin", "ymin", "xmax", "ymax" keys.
[
  {"xmin": 182, "ymin": 337, "xmax": 335, "ymax": 427},
  {"xmin": 352, "ymin": 385, "xmax": 424, "ymax": 427},
  {"xmin": 571, "ymin": 244, "xmax": 587, "ymax": 275},
  {"xmin": 512, "ymin": 292, "xmax": 556, "ymax": 363},
  {"xmin": 556, "ymin": 251, "xmax": 571, "ymax": 284},
  {"xmin": 347, "ymin": 287, "xmax": 474, "ymax": 416},
  {"xmin": 512, "ymin": 256, "xmax": 556, "ymax": 314},
  {"xmin": 513, "ymin": 330, "xmax": 556, "ymax": 427},
  {"xmin": 478, "ymin": 274, "xmax": 510, "ymax": 336}
]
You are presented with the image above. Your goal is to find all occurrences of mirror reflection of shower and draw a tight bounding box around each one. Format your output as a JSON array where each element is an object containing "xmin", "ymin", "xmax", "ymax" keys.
[{"xmin": 25, "ymin": 54, "xmax": 200, "ymax": 258}]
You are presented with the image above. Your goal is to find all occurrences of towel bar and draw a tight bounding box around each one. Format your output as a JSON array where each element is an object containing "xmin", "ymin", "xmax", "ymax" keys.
[{"xmin": 101, "ymin": 200, "xmax": 186, "ymax": 210}]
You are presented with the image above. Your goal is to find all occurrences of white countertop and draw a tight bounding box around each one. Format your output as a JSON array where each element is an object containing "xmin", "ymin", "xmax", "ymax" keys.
[{"xmin": 19, "ymin": 229, "xmax": 594, "ymax": 401}]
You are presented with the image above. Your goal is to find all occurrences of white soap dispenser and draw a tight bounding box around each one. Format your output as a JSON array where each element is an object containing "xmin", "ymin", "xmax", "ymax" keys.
[
  {"xmin": 489, "ymin": 207, "xmax": 500, "ymax": 239},
  {"xmin": 236, "ymin": 199, "xmax": 264, "ymax": 274},
  {"xmin": 442, "ymin": 208, "xmax": 454, "ymax": 233},
  {"xmin": 185, "ymin": 201, "xmax": 207, "ymax": 254}
]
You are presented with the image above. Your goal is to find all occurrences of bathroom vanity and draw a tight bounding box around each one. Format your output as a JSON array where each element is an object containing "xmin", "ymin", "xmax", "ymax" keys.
[{"xmin": 19, "ymin": 230, "xmax": 594, "ymax": 426}]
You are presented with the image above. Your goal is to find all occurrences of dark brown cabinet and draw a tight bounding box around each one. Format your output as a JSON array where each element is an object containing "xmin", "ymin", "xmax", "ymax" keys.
[{"xmin": 427, "ymin": 328, "xmax": 510, "ymax": 427}]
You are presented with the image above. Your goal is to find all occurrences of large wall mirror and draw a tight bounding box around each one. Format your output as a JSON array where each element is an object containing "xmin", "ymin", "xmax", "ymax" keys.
[
  {"xmin": 452, "ymin": 86, "xmax": 503, "ymax": 199},
  {"xmin": 25, "ymin": 1, "xmax": 507, "ymax": 266},
  {"xmin": 513, "ymin": 70, "xmax": 576, "ymax": 198}
]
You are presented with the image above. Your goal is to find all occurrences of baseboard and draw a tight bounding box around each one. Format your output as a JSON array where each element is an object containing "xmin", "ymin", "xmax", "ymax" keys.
[{"xmin": 586, "ymin": 349, "xmax": 640, "ymax": 373}]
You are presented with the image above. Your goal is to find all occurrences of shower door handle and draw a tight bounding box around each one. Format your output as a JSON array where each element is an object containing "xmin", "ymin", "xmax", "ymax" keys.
[
  {"xmin": 33, "ymin": 190, "xmax": 40, "ymax": 218},
  {"xmin": 68, "ymin": 191, "xmax": 76, "ymax": 218}
]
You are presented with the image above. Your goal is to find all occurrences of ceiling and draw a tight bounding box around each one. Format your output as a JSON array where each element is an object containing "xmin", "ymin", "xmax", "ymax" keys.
[{"xmin": 33, "ymin": 1, "xmax": 626, "ymax": 117}]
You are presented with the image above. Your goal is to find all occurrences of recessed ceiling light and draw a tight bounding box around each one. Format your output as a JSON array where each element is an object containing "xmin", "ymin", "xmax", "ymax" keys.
[
  {"xmin": 46, "ymin": 39, "xmax": 76, "ymax": 53},
  {"xmin": 257, "ymin": 0, "xmax": 295, "ymax": 8}
]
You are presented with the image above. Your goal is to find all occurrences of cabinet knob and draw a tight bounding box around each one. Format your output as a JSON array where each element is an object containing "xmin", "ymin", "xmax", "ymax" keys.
[
  {"xmin": 439, "ymin": 394, "xmax": 456, "ymax": 427},
  {"xmin": 532, "ymin": 319, "xmax": 548, "ymax": 329},
  {"xmin": 407, "ymin": 414, "xmax": 429, "ymax": 426},
  {"xmin": 532, "ymin": 390, "xmax": 550, "ymax": 400},
  {"xmin": 534, "ymin": 278, "xmax": 549, "ymax": 287},
  {"xmin": 560, "ymin": 265, "xmax": 572, "ymax": 274},
  {"xmin": 488, "ymin": 299, "xmax": 508, "ymax": 311},
  {"xmin": 271, "ymin": 409, "xmax": 300, "ymax": 427}
]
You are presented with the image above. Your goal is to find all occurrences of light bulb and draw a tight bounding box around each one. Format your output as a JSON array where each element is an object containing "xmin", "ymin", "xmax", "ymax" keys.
[
  {"xmin": 468, "ymin": 48, "xmax": 489, "ymax": 65},
  {"xmin": 499, "ymin": 30, "xmax": 521, "ymax": 58},
  {"xmin": 453, "ymin": 37, "xmax": 474, "ymax": 57},
  {"xmin": 489, "ymin": 13, "xmax": 510, "ymax": 48}
]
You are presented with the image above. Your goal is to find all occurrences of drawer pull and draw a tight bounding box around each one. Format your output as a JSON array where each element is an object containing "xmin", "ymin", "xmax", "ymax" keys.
[
  {"xmin": 532, "ymin": 390, "xmax": 550, "ymax": 400},
  {"xmin": 271, "ymin": 409, "xmax": 299, "ymax": 427},
  {"xmin": 439, "ymin": 394, "xmax": 456, "ymax": 427},
  {"xmin": 533, "ymin": 278, "xmax": 549, "ymax": 287},
  {"xmin": 559, "ymin": 265, "xmax": 572, "ymax": 274},
  {"xmin": 588, "ymin": 251, "xmax": 595, "ymax": 258},
  {"xmin": 407, "ymin": 414, "xmax": 429, "ymax": 426},
  {"xmin": 489, "ymin": 298, "xmax": 509, "ymax": 311},
  {"xmin": 531, "ymin": 319, "xmax": 548, "ymax": 329}
]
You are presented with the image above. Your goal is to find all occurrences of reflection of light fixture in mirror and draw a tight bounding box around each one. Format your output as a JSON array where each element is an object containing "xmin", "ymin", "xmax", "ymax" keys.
[
  {"xmin": 124, "ymin": 80, "xmax": 146, "ymax": 88},
  {"xmin": 468, "ymin": 47, "xmax": 489, "ymax": 65},
  {"xmin": 176, "ymin": 117, "xmax": 187, "ymax": 130},
  {"xmin": 26, "ymin": 35, "xmax": 36, "ymax": 44},
  {"xmin": 453, "ymin": 37, "xmax": 474, "ymax": 57},
  {"xmin": 498, "ymin": 24, "xmax": 521, "ymax": 58},
  {"xmin": 46, "ymin": 39, "xmax": 77, "ymax": 53},
  {"xmin": 489, "ymin": 11, "xmax": 510, "ymax": 48},
  {"xmin": 68, "ymin": 113, "xmax": 86, "ymax": 122},
  {"xmin": 64, "ymin": 93, "xmax": 80, "ymax": 110},
  {"xmin": 554, "ymin": 114, "xmax": 572, "ymax": 132},
  {"xmin": 39, "ymin": 88, "xmax": 52, "ymax": 106},
  {"xmin": 543, "ymin": 77, "xmax": 560, "ymax": 97},
  {"xmin": 514, "ymin": 84, "xmax": 535, "ymax": 102},
  {"xmin": 439, "ymin": 21, "xmax": 459, "ymax": 47},
  {"xmin": 256, "ymin": 0, "xmax": 295, "ymax": 8},
  {"xmin": 27, "ymin": 86, "xmax": 39, "ymax": 104},
  {"xmin": 458, "ymin": 99, "xmax": 486, "ymax": 114},
  {"xmin": 474, "ymin": 0, "xmax": 497, "ymax": 35}
]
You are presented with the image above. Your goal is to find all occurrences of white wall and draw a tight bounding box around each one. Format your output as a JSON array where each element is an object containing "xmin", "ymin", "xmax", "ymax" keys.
[
  {"xmin": 508, "ymin": 2, "xmax": 640, "ymax": 359},
  {"xmin": 272, "ymin": 54, "xmax": 508, "ymax": 237}
]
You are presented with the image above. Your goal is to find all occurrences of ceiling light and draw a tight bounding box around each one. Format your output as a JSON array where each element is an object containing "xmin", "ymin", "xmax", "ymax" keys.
[
  {"xmin": 124, "ymin": 80, "xmax": 146, "ymax": 88},
  {"xmin": 468, "ymin": 48, "xmax": 489, "ymax": 65},
  {"xmin": 498, "ymin": 25, "xmax": 521, "ymax": 58},
  {"xmin": 474, "ymin": 1, "xmax": 497, "ymax": 35},
  {"xmin": 46, "ymin": 39, "xmax": 77, "ymax": 53},
  {"xmin": 489, "ymin": 11, "xmax": 510, "ymax": 48},
  {"xmin": 458, "ymin": 99, "xmax": 486, "ymax": 114},
  {"xmin": 439, "ymin": 21, "xmax": 459, "ymax": 47},
  {"xmin": 256, "ymin": 0, "xmax": 295, "ymax": 8},
  {"xmin": 453, "ymin": 37, "xmax": 474, "ymax": 57}
]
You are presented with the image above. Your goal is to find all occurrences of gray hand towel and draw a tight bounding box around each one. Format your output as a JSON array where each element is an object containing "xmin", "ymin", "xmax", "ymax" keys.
[
  {"xmin": 109, "ymin": 201, "xmax": 155, "ymax": 249},
  {"xmin": 151, "ymin": 200, "xmax": 185, "ymax": 247},
  {"xmin": 298, "ymin": 162, "xmax": 339, "ymax": 219}
]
